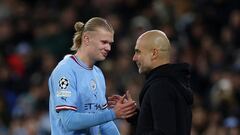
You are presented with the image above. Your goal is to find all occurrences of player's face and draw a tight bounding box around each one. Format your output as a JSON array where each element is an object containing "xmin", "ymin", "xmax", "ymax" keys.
[
  {"xmin": 88, "ymin": 28, "xmax": 114, "ymax": 61},
  {"xmin": 132, "ymin": 38, "xmax": 152, "ymax": 74}
]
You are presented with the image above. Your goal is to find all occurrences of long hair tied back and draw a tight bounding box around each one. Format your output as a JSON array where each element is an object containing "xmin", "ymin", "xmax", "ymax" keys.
[
  {"xmin": 71, "ymin": 17, "xmax": 114, "ymax": 51},
  {"xmin": 71, "ymin": 22, "xmax": 85, "ymax": 51}
]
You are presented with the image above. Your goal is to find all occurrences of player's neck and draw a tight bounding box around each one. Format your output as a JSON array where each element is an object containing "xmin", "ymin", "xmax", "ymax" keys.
[{"xmin": 75, "ymin": 51, "xmax": 94, "ymax": 68}]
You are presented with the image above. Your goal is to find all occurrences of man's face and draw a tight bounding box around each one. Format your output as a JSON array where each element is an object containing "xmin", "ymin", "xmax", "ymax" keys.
[
  {"xmin": 132, "ymin": 38, "xmax": 152, "ymax": 74},
  {"xmin": 87, "ymin": 28, "xmax": 114, "ymax": 61}
]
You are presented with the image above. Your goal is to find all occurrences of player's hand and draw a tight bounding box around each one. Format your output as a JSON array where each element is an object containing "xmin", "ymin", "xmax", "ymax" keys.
[
  {"xmin": 108, "ymin": 90, "xmax": 135, "ymax": 108},
  {"xmin": 113, "ymin": 94, "xmax": 137, "ymax": 119},
  {"xmin": 108, "ymin": 95, "xmax": 122, "ymax": 108},
  {"xmin": 126, "ymin": 90, "xmax": 133, "ymax": 102}
]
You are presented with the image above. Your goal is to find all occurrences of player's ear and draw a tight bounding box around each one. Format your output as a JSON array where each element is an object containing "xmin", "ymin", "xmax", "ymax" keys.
[{"xmin": 82, "ymin": 33, "xmax": 90, "ymax": 45}]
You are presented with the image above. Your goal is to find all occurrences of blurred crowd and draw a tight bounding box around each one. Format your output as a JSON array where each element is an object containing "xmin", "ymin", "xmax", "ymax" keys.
[{"xmin": 0, "ymin": 0, "xmax": 240, "ymax": 135}]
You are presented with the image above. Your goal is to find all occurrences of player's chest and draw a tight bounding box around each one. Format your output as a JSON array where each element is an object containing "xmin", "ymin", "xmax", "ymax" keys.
[
  {"xmin": 77, "ymin": 73, "xmax": 104, "ymax": 96},
  {"xmin": 76, "ymin": 73, "xmax": 106, "ymax": 109}
]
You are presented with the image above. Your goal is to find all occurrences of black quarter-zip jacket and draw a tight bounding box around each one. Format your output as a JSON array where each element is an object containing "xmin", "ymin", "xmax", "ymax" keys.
[{"xmin": 129, "ymin": 63, "xmax": 193, "ymax": 135}]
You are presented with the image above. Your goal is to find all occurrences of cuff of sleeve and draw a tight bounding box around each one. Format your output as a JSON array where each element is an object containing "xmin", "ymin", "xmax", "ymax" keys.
[{"xmin": 109, "ymin": 109, "xmax": 116, "ymax": 120}]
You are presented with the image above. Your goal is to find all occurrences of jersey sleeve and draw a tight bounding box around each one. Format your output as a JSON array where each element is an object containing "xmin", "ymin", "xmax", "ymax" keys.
[
  {"xmin": 99, "ymin": 121, "xmax": 120, "ymax": 135},
  {"xmin": 49, "ymin": 64, "xmax": 78, "ymax": 112},
  {"xmin": 59, "ymin": 109, "xmax": 116, "ymax": 131}
]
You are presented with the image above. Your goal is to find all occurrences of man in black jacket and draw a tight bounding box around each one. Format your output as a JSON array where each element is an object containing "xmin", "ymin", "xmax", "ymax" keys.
[{"xmin": 109, "ymin": 30, "xmax": 193, "ymax": 135}]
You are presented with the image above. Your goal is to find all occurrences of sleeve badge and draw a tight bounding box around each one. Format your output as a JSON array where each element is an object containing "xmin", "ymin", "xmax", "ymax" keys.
[{"xmin": 59, "ymin": 77, "xmax": 69, "ymax": 89}]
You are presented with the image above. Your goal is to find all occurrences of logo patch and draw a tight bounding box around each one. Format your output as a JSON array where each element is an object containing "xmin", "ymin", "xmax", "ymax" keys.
[
  {"xmin": 57, "ymin": 90, "xmax": 71, "ymax": 97},
  {"xmin": 90, "ymin": 79, "xmax": 97, "ymax": 91},
  {"xmin": 59, "ymin": 77, "xmax": 69, "ymax": 89}
]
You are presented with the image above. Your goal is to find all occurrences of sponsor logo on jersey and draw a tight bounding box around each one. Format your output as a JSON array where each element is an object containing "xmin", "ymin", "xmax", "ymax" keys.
[{"xmin": 84, "ymin": 103, "xmax": 108, "ymax": 111}]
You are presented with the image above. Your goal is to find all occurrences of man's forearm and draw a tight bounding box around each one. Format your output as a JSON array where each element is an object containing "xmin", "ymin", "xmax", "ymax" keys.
[{"xmin": 59, "ymin": 109, "xmax": 116, "ymax": 131}]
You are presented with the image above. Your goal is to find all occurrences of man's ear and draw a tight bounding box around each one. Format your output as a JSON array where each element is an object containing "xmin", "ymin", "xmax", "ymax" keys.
[
  {"xmin": 151, "ymin": 48, "xmax": 159, "ymax": 60},
  {"xmin": 82, "ymin": 33, "xmax": 90, "ymax": 45}
]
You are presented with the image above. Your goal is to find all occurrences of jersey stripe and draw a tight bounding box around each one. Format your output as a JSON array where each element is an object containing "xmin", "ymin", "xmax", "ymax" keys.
[{"xmin": 56, "ymin": 105, "xmax": 77, "ymax": 112}]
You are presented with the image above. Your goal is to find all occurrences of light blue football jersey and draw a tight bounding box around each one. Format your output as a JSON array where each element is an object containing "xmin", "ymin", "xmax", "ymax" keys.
[{"xmin": 48, "ymin": 55, "xmax": 118, "ymax": 135}]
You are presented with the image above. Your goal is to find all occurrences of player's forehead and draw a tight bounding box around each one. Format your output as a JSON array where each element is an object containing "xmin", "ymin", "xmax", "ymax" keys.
[
  {"xmin": 92, "ymin": 27, "xmax": 113, "ymax": 35},
  {"xmin": 90, "ymin": 28, "xmax": 114, "ymax": 41}
]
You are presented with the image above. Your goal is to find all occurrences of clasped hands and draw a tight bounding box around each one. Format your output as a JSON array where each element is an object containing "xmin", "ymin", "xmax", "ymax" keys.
[{"xmin": 108, "ymin": 91, "xmax": 137, "ymax": 119}]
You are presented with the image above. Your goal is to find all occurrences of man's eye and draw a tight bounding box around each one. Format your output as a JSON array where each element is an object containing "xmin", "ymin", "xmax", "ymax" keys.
[
  {"xmin": 135, "ymin": 50, "xmax": 140, "ymax": 54},
  {"xmin": 101, "ymin": 41, "xmax": 108, "ymax": 44}
]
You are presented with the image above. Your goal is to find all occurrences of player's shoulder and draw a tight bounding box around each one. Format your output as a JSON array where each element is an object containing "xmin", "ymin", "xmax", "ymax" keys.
[
  {"xmin": 53, "ymin": 55, "xmax": 75, "ymax": 73},
  {"xmin": 93, "ymin": 65, "xmax": 103, "ymax": 73}
]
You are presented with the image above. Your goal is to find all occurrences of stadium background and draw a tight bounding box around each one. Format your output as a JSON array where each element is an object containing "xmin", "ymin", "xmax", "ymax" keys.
[{"xmin": 0, "ymin": 0, "xmax": 240, "ymax": 134}]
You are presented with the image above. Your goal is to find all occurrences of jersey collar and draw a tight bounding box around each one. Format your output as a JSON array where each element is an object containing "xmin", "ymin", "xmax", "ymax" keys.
[{"xmin": 70, "ymin": 55, "xmax": 93, "ymax": 70}]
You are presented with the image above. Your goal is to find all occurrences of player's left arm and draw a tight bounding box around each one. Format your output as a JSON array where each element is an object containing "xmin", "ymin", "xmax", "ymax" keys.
[{"xmin": 99, "ymin": 120, "xmax": 120, "ymax": 135}]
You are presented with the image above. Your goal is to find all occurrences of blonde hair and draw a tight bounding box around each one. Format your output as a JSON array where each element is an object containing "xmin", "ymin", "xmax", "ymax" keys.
[{"xmin": 71, "ymin": 17, "xmax": 114, "ymax": 51}]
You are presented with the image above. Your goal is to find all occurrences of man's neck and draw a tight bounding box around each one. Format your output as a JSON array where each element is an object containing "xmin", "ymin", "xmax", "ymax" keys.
[
  {"xmin": 152, "ymin": 60, "xmax": 170, "ymax": 70},
  {"xmin": 75, "ymin": 50, "xmax": 94, "ymax": 68}
]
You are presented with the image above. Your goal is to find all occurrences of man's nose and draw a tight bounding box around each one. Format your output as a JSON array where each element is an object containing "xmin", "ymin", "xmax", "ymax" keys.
[
  {"xmin": 105, "ymin": 44, "xmax": 111, "ymax": 51},
  {"xmin": 132, "ymin": 54, "xmax": 137, "ymax": 61}
]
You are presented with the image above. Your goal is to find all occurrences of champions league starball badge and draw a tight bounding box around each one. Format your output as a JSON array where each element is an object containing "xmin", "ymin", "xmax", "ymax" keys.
[
  {"xmin": 59, "ymin": 77, "xmax": 69, "ymax": 89},
  {"xmin": 57, "ymin": 77, "xmax": 71, "ymax": 99}
]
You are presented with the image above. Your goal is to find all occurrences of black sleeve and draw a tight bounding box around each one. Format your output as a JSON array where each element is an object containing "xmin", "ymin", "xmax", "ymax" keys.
[{"xmin": 147, "ymin": 80, "xmax": 177, "ymax": 135}]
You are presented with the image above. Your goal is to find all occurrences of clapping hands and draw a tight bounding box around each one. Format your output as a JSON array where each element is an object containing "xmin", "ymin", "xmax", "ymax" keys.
[{"xmin": 108, "ymin": 91, "xmax": 137, "ymax": 119}]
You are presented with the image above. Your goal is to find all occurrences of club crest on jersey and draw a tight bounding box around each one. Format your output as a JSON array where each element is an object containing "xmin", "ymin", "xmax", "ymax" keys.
[{"xmin": 90, "ymin": 79, "xmax": 97, "ymax": 91}]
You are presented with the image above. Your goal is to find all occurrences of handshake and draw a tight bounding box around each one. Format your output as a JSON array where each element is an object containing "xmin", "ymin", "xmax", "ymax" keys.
[{"xmin": 108, "ymin": 91, "xmax": 137, "ymax": 119}]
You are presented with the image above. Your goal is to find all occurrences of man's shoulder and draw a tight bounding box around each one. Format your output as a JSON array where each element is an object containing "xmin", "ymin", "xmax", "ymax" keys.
[
  {"xmin": 50, "ymin": 57, "xmax": 75, "ymax": 78},
  {"xmin": 147, "ymin": 77, "xmax": 177, "ymax": 94},
  {"xmin": 57, "ymin": 55, "xmax": 76, "ymax": 70},
  {"xmin": 147, "ymin": 76, "xmax": 171, "ymax": 86},
  {"xmin": 93, "ymin": 65, "xmax": 104, "ymax": 75},
  {"xmin": 55, "ymin": 61, "xmax": 72, "ymax": 72}
]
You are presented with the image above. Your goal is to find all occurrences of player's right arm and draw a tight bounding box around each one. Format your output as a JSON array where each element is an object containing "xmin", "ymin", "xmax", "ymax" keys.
[
  {"xmin": 58, "ymin": 99, "xmax": 136, "ymax": 131},
  {"xmin": 59, "ymin": 109, "xmax": 116, "ymax": 131}
]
